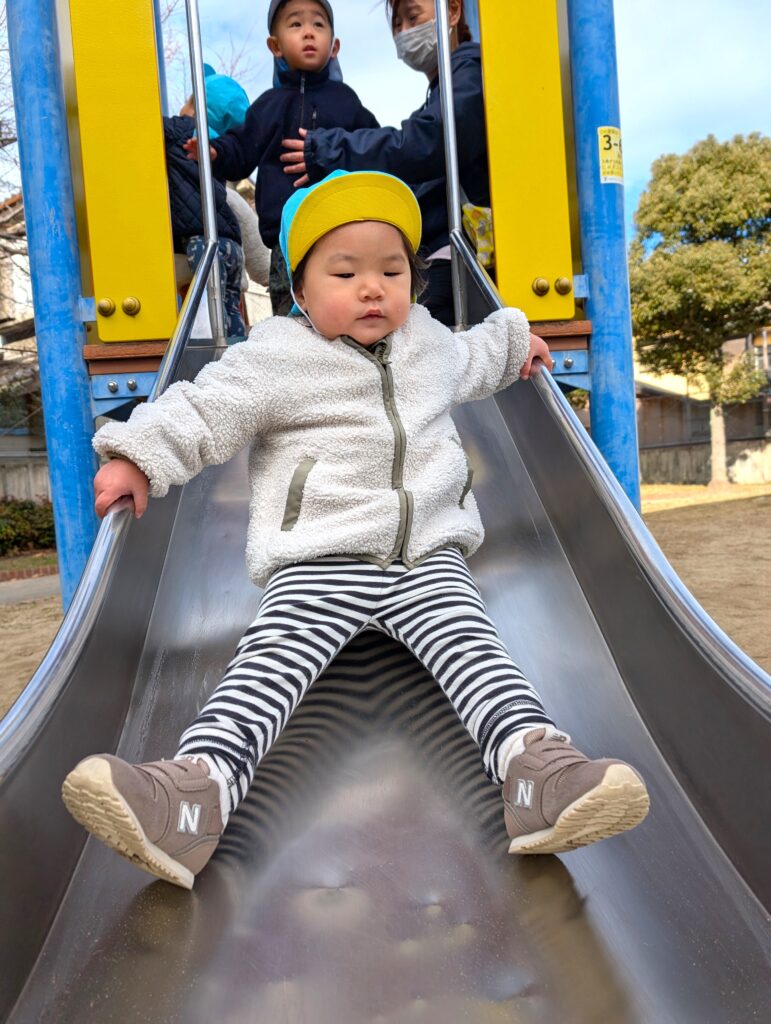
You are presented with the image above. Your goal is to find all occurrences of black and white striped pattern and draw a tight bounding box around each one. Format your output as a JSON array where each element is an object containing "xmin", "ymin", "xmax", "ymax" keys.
[{"xmin": 176, "ymin": 548, "xmax": 554, "ymax": 811}]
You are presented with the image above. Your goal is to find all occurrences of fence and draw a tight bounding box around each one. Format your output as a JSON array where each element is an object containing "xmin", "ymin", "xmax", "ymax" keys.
[
  {"xmin": 640, "ymin": 438, "xmax": 771, "ymax": 485},
  {"xmin": 0, "ymin": 455, "xmax": 51, "ymax": 501}
]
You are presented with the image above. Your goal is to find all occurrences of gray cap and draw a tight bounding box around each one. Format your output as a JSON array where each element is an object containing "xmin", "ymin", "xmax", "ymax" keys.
[{"xmin": 267, "ymin": 0, "xmax": 334, "ymax": 32}]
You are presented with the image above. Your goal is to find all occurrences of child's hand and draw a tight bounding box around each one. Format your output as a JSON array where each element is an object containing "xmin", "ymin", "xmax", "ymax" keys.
[
  {"xmin": 94, "ymin": 459, "xmax": 150, "ymax": 519},
  {"xmin": 281, "ymin": 127, "xmax": 309, "ymax": 187},
  {"xmin": 183, "ymin": 137, "xmax": 217, "ymax": 163},
  {"xmin": 520, "ymin": 333, "xmax": 554, "ymax": 379}
]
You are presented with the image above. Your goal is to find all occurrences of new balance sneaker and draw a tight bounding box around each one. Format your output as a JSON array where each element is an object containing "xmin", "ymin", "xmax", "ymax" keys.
[
  {"xmin": 61, "ymin": 755, "xmax": 224, "ymax": 889},
  {"xmin": 503, "ymin": 729, "xmax": 650, "ymax": 854}
]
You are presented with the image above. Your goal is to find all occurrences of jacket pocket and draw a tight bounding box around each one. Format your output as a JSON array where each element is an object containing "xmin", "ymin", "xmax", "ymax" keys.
[
  {"xmin": 459, "ymin": 457, "xmax": 474, "ymax": 508},
  {"xmin": 281, "ymin": 457, "xmax": 317, "ymax": 531}
]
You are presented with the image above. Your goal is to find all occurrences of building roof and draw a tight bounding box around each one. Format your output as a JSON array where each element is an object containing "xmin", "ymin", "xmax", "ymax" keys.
[{"xmin": 0, "ymin": 193, "xmax": 23, "ymax": 212}]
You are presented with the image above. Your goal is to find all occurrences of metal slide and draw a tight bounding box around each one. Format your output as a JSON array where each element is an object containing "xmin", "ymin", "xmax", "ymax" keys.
[
  {"xmin": 4, "ymin": 0, "xmax": 768, "ymax": 1011},
  {"xmin": 2, "ymin": 253, "xmax": 771, "ymax": 1019}
]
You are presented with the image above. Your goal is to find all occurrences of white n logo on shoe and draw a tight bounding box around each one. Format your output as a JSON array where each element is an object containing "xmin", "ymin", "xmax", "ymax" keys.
[
  {"xmin": 515, "ymin": 779, "xmax": 534, "ymax": 809},
  {"xmin": 178, "ymin": 801, "xmax": 202, "ymax": 834}
]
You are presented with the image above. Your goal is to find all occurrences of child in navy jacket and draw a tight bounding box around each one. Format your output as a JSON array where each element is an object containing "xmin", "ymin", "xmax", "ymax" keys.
[{"xmin": 186, "ymin": 0, "xmax": 378, "ymax": 314}]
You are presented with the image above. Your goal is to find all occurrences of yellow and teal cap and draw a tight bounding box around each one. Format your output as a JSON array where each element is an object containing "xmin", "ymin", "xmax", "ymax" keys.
[{"xmin": 279, "ymin": 170, "xmax": 422, "ymax": 277}]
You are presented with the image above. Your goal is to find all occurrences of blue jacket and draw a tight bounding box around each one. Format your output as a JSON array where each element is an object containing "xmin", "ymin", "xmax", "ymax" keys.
[
  {"xmin": 211, "ymin": 63, "xmax": 379, "ymax": 248},
  {"xmin": 304, "ymin": 42, "xmax": 488, "ymax": 256},
  {"xmin": 163, "ymin": 115, "xmax": 241, "ymax": 253}
]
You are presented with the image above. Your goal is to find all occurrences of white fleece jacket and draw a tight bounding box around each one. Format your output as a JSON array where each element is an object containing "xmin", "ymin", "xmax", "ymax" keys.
[{"xmin": 93, "ymin": 303, "xmax": 531, "ymax": 586}]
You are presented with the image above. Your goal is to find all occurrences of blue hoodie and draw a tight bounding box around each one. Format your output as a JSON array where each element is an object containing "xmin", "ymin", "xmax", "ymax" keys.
[
  {"xmin": 302, "ymin": 42, "xmax": 488, "ymax": 256},
  {"xmin": 211, "ymin": 63, "xmax": 379, "ymax": 249}
]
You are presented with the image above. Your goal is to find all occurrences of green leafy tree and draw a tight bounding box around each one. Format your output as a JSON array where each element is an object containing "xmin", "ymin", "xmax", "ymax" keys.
[{"xmin": 629, "ymin": 133, "xmax": 770, "ymax": 484}]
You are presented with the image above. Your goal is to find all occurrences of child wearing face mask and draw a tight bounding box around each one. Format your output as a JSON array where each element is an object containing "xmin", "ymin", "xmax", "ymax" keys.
[
  {"xmin": 185, "ymin": 0, "xmax": 379, "ymax": 316},
  {"xmin": 280, "ymin": 0, "xmax": 487, "ymax": 327},
  {"xmin": 61, "ymin": 171, "xmax": 650, "ymax": 891}
]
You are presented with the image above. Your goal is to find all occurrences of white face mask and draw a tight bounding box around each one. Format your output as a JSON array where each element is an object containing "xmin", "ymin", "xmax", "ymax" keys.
[{"xmin": 394, "ymin": 19, "xmax": 438, "ymax": 77}]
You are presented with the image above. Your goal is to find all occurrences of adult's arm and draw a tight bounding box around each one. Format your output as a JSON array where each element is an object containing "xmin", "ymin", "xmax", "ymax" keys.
[{"xmin": 304, "ymin": 52, "xmax": 484, "ymax": 184}]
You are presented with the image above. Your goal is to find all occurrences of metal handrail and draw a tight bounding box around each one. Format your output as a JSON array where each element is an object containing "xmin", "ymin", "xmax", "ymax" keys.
[
  {"xmin": 450, "ymin": 228, "xmax": 500, "ymax": 310},
  {"xmin": 150, "ymin": 239, "xmax": 216, "ymax": 400},
  {"xmin": 0, "ymin": 240, "xmax": 218, "ymax": 772},
  {"xmin": 530, "ymin": 359, "xmax": 771, "ymax": 705},
  {"xmin": 184, "ymin": 0, "xmax": 226, "ymax": 346},
  {"xmin": 0, "ymin": 0, "xmax": 229, "ymax": 772},
  {"xmin": 450, "ymin": 225, "xmax": 771, "ymax": 705},
  {"xmin": 434, "ymin": 0, "xmax": 467, "ymax": 330}
]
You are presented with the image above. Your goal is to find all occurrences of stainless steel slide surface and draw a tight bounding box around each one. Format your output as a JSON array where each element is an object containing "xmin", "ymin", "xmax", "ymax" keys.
[{"xmin": 1, "ymin": 341, "xmax": 770, "ymax": 1023}]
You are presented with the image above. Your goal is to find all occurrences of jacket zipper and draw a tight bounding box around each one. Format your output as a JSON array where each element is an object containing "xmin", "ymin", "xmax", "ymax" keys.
[
  {"xmin": 342, "ymin": 336, "xmax": 413, "ymax": 562},
  {"xmin": 299, "ymin": 73, "xmax": 306, "ymax": 131},
  {"xmin": 311, "ymin": 106, "xmax": 317, "ymax": 131}
]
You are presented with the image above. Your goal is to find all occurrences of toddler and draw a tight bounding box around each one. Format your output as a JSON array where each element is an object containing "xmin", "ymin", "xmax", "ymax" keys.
[
  {"xmin": 62, "ymin": 171, "xmax": 650, "ymax": 889},
  {"xmin": 186, "ymin": 0, "xmax": 378, "ymax": 315},
  {"xmin": 165, "ymin": 66, "xmax": 251, "ymax": 337}
]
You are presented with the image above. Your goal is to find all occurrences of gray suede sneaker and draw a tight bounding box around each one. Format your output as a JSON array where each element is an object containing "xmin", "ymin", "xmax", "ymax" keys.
[
  {"xmin": 503, "ymin": 729, "xmax": 650, "ymax": 854},
  {"xmin": 62, "ymin": 755, "xmax": 224, "ymax": 889}
]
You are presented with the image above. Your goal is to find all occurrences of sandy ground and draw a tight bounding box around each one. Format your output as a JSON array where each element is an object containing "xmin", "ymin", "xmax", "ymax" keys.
[
  {"xmin": 0, "ymin": 594, "xmax": 63, "ymax": 719},
  {"xmin": 641, "ymin": 481, "xmax": 771, "ymax": 514},
  {"xmin": 0, "ymin": 492, "xmax": 768, "ymax": 719},
  {"xmin": 643, "ymin": 496, "xmax": 771, "ymax": 673}
]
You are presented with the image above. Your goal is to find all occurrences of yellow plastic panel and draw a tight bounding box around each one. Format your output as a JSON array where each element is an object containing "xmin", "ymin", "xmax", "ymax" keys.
[
  {"xmin": 478, "ymin": 0, "xmax": 575, "ymax": 320},
  {"xmin": 68, "ymin": 0, "xmax": 176, "ymax": 341}
]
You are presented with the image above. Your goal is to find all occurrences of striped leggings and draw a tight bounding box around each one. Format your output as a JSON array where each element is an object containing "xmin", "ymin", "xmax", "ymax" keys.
[{"xmin": 176, "ymin": 548, "xmax": 554, "ymax": 811}]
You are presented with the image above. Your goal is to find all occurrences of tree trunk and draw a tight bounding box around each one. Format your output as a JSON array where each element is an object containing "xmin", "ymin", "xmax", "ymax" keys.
[{"xmin": 709, "ymin": 401, "xmax": 729, "ymax": 487}]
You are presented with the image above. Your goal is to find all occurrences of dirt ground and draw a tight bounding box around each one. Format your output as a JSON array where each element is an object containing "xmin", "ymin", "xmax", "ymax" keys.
[
  {"xmin": 643, "ymin": 495, "xmax": 771, "ymax": 673},
  {"xmin": 0, "ymin": 492, "xmax": 768, "ymax": 719},
  {"xmin": 0, "ymin": 595, "xmax": 62, "ymax": 718}
]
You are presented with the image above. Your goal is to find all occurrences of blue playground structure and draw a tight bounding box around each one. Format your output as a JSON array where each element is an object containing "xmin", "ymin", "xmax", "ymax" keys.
[
  {"xmin": 0, "ymin": 2, "xmax": 769, "ymax": 1022},
  {"xmin": 8, "ymin": 0, "xmax": 643, "ymax": 602}
]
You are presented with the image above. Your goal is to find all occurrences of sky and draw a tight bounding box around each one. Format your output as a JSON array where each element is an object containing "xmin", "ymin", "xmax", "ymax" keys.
[{"xmin": 166, "ymin": 0, "xmax": 770, "ymax": 239}]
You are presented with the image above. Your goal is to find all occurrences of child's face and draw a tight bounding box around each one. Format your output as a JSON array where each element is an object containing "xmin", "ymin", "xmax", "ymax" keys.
[
  {"xmin": 294, "ymin": 221, "xmax": 413, "ymax": 346},
  {"xmin": 268, "ymin": 1, "xmax": 339, "ymax": 74}
]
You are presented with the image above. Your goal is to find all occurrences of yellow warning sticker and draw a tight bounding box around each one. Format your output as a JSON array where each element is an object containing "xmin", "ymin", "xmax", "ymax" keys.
[{"xmin": 598, "ymin": 126, "xmax": 623, "ymax": 184}]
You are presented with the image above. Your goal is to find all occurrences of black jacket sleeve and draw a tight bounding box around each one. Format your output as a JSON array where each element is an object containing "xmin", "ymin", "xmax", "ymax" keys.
[
  {"xmin": 353, "ymin": 102, "xmax": 380, "ymax": 131},
  {"xmin": 211, "ymin": 93, "xmax": 272, "ymax": 182},
  {"xmin": 305, "ymin": 50, "xmax": 483, "ymax": 185}
]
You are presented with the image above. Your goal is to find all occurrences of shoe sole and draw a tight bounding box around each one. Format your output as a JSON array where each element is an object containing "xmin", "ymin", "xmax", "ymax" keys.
[
  {"xmin": 507, "ymin": 763, "xmax": 650, "ymax": 855},
  {"xmin": 61, "ymin": 757, "xmax": 194, "ymax": 889}
]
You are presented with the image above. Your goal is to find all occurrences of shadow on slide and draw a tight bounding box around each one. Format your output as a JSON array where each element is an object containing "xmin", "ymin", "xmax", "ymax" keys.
[{"xmin": 1, "ymin": 288, "xmax": 770, "ymax": 1020}]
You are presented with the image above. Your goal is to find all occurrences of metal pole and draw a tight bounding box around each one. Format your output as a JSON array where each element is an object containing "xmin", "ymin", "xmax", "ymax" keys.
[
  {"xmin": 6, "ymin": 0, "xmax": 100, "ymax": 608},
  {"xmin": 152, "ymin": 0, "xmax": 171, "ymax": 117},
  {"xmin": 434, "ymin": 0, "xmax": 467, "ymax": 330},
  {"xmin": 149, "ymin": 241, "xmax": 216, "ymax": 401},
  {"xmin": 184, "ymin": 0, "xmax": 226, "ymax": 345},
  {"xmin": 567, "ymin": 0, "xmax": 641, "ymax": 508}
]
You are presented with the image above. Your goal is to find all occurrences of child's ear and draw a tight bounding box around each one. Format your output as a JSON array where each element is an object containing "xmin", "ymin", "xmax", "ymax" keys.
[
  {"xmin": 330, "ymin": 37, "xmax": 340, "ymax": 59},
  {"xmin": 294, "ymin": 282, "xmax": 306, "ymax": 308},
  {"xmin": 267, "ymin": 35, "xmax": 282, "ymax": 58}
]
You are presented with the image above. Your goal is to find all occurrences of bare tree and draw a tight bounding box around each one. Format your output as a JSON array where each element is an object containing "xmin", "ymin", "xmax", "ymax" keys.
[
  {"xmin": 0, "ymin": 6, "xmax": 19, "ymax": 201},
  {"xmin": 209, "ymin": 28, "xmax": 261, "ymax": 87}
]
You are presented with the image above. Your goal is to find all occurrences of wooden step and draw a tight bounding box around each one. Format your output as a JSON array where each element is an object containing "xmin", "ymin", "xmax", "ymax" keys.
[
  {"xmin": 530, "ymin": 319, "xmax": 592, "ymax": 350},
  {"xmin": 84, "ymin": 342, "xmax": 167, "ymax": 376}
]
